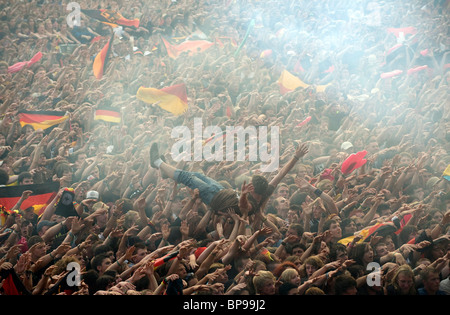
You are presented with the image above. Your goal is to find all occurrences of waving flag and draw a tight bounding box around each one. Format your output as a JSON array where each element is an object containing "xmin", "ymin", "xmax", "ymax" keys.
[
  {"xmin": 161, "ymin": 37, "xmax": 214, "ymax": 59},
  {"xmin": 82, "ymin": 9, "xmax": 139, "ymax": 28},
  {"xmin": 278, "ymin": 70, "xmax": 329, "ymax": 94},
  {"xmin": 137, "ymin": 83, "xmax": 188, "ymax": 116},
  {"xmin": 8, "ymin": 52, "xmax": 43, "ymax": 74},
  {"xmin": 94, "ymin": 106, "xmax": 121, "ymax": 123},
  {"xmin": 338, "ymin": 222, "xmax": 396, "ymax": 246},
  {"xmin": 341, "ymin": 150, "xmax": 367, "ymax": 175},
  {"xmin": 0, "ymin": 183, "xmax": 59, "ymax": 216},
  {"xmin": 18, "ymin": 110, "xmax": 68, "ymax": 131},
  {"xmin": 93, "ymin": 32, "xmax": 114, "ymax": 79}
]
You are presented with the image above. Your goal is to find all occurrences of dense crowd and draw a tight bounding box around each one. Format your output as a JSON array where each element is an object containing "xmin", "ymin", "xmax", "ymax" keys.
[{"xmin": 0, "ymin": 0, "xmax": 449, "ymax": 296}]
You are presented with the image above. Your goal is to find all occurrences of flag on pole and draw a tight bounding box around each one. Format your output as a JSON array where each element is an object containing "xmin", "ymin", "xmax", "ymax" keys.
[{"xmin": 137, "ymin": 83, "xmax": 188, "ymax": 116}]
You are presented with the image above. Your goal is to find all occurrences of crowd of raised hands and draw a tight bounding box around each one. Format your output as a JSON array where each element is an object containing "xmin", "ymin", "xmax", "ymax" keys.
[{"xmin": 0, "ymin": 0, "xmax": 449, "ymax": 295}]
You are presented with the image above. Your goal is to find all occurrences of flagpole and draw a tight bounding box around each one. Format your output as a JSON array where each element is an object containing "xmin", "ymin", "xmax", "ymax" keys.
[{"xmin": 234, "ymin": 19, "xmax": 255, "ymax": 58}]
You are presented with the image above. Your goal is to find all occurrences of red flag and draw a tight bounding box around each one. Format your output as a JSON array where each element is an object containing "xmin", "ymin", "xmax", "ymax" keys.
[
  {"xmin": 341, "ymin": 150, "xmax": 367, "ymax": 175},
  {"xmin": 407, "ymin": 65, "xmax": 428, "ymax": 75},
  {"xmin": 380, "ymin": 69, "xmax": 403, "ymax": 79},
  {"xmin": 296, "ymin": 116, "xmax": 311, "ymax": 127},
  {"xmin": 137, "ymin": 83, "xmax": 188, "ymax": 116},
  {"xmin": 8, "ymin": 52, "xmax": 42, "ymax": 74},
  {"xmin": 161, "ymin": 37, "xmax": 214, "ymax": 59}
]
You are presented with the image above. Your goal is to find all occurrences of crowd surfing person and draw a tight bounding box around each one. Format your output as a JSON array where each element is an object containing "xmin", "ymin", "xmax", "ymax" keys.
[{"xmin": 0, "ymin": 0, "xmax": 449, "ymax": 295}]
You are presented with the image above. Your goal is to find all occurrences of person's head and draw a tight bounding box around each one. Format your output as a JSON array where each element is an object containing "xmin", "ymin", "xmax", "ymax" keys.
[
  {"xmin": 93, "ymin": 244, "xmax": 115, "ymax": 262},
  {"xmin": 95, "ymin": 275, "xmax": 116, "ymax": 292},
  {"xmin": 279, "ymin": 268, "xmax": 301, "ymax": 286},
  {"xmin": 273, "ymin": 196, "xmax": 289, "ymax": 217},
  {"xmin": 290, "ymin": 243, "xmax": 306, "ymax": 257},
  {"xmin": 91, "ymin": 253, "xmax": 112, "ymax": 276},
  {"xmin": 329, "ymin": 243, "xmax": 348, "ymax": 263},
  {"xmin": 303, "ymin": 256, "xmax": 324, "ymax": 278},
  {"xmin": 251, "ymin": 174, "xmax": 269, "ymax": 196},
  {"xmin": 334, "ymin": 274, "xmax": 357, "ymax": 295},
  {"xmin": 397, "ymin": 152, "xmax": 413, "ymax": 167},
  {"xmin": 18, "ymin": 171, "xmax": 33, "ymax": 185},
  {"xmin": 27, "ymin": 235, "xmax": 47, "ymax": 258},
  {"xmin": 36, "ymin": 220, "xmax": 56, "ymax": 236},
  {"xmin": 322, "ymin": 219, "xmax": 342, "ymax": 241},
  {"xmin": 420, "ymin": 267, "xmax": 442, "ymax": 295},
  {"xmin": 366, "ymin": 141, "xmax": 379, "ymax": 155},
  {"xmin": 391, "ymin": 264, "xmax": 416, "ymax": 295},
  {"xmin": 374, "ymin": 242, "xmax": 389, "ymax": 258},
  {"xmin": 340, "ymin": 218, "xmax": 357, "ymax": 237},
  {"xmin": 305, "ymin": 287, "xmax": 325, "ymax": 295},
  {"xmin": 252, "ymin": 270, "xmax": 276, "ymax": 295},
  {"xmin": 276, "ymin": 184, "xmax": 290, "ymax": 199},
  {"xmin": 350, "ymin": 242, "xmax": 374, "ymax": 267},
  {"xmin": 131, "ymin": 242, "xmax": 148, "ymax": 264},
  {"xmin": 286, "ymin": 223, "xmax": 304, "ymax": 239}
]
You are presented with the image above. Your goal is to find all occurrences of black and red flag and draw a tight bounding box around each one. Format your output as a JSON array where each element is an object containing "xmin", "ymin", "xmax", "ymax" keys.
[
  {"xmin": 0, "ymin": 182, "xmax": 59, "ymax": 217},
  {"xmin": 82, "ymin": 9, "xmax": 140, "ymax": 28},
  {"xmin": 92, "ymin": 31, "xmax": 114, "ymax": 79},
  {"xmin": 0, "ymin": 268, "xmax": 32, "ymax": 295},
  {"xmin": 94, "ymin": 106, "xmax": 121, "ymax": 123},
  {"xmin": 18, "ymin": 110, "xmax": 68, "ymax": 131}
]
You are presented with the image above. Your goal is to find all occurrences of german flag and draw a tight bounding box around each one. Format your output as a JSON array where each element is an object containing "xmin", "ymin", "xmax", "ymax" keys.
[
  {"xmin": 82, "ymin": 9, "xmax": 139, "ymax": 28},
  {"xmin": 137, "ymin": 83, "xmax": 188, "ymax": 116},
  {"xmin": 94, "ymin": 106, "xmax": 121, "ymax": 123},
  {"xmin": 18, "ymin": 110, "xmax": 68, "ymax": 131},
  {"xmin": 338, "ymin": 222, "xmax": 397, "ymax": 246},
  {"xmin": 0, "ymin": 182, "xmax": 59, "ymax": 217},
  {"xmin": 93, "ymin": 32, "xmax": 114, "ymax": 79},
  {"xmin": 161, "ymin": 37, "xmax": 214, "ymax": 59}
]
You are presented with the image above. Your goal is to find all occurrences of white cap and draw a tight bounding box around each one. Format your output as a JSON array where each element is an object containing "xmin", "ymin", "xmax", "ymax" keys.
[
  {"xmin": 86, "ymin": 190, "xmax": 99, "ymax": 200},
  {"xmin": 341, "ymin": 141, "xmax": 354, "ymax": 151}
]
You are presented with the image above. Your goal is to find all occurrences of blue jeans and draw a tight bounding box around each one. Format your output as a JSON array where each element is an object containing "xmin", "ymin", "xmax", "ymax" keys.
[{"xmin": 173, "ymin": 170, "xmax": 224, "ymax": 205}]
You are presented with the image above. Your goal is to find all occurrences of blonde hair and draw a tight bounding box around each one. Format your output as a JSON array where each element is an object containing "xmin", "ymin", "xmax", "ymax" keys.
[
  {"xmin": 279, "ymin": 268, "xmax": 299, "ymax": 284},
  {"xmin": 252, "ymin": 271, "xmax": 275, "ymax": 293}
]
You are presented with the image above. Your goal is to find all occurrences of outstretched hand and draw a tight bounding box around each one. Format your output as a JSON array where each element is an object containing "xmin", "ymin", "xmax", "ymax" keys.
[{"xmin": 294, "ymin": 143, "xmax": 309, "ymax": 159}]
